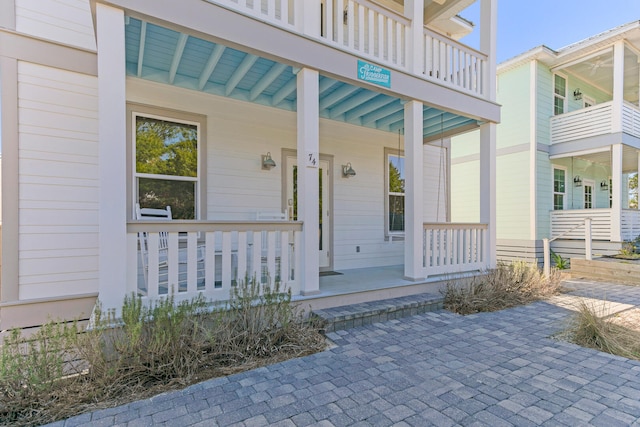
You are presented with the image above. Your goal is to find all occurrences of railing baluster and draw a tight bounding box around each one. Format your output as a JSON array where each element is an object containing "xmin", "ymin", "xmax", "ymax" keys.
[
  {"xmin": 148, "ymin": 233, "xmax": 160, "ymax": 298},
  {"xmin": 252, "ymin": 231, "xmax": 262, "ymax": 283},
  {"xmin": 167, "ymin": 232, "xmax": 179, "ymax": 294},
  {"xmin": 186, "ymin": 231, "xmax": 198, "ymax": 293},
  {"xmin": 238, "ymin": 231, "xmax": 247, "ymax": 283},
  {"xmin": 221, "ymin": 231, "xmax": 232, "ymax": 289},
  {"xmin": 281, "ymin": 231, "xmax": 290, "ymax": 283},
  {"xmin": 336, "ymin": 0, "xmax": 344, "ymax": 46},
  {"xmin": 205, "ymin": 232, "xmax": 215, "ymax": 291},
  {"xmin": 325, "ymin": 0, "xmax": 333, "ymax": 41}
]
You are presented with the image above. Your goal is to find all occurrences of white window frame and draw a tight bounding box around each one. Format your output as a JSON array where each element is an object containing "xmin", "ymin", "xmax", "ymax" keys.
[
  {"xmin": 384, "ymin": 147, "xmax": 405, "ymax": 238},
  {"xmin": 552, "ymin": 166, "xmax": 567, "ymax": 210},
  {"xmin": 583, "ymin": 95, "xmax": 596, "ymax": 109},
  {"xmin": 129, "ymin": 105, "xmax": 206, "ymax": 220},
  {"xmin": 553, "ymin": 73, "xmax": 567, "ymax": 116}
]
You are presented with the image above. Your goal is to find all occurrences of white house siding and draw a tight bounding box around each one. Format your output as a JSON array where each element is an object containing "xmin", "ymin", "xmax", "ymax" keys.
[
  {"xmin": 17, "ymin": 61, "xmax": 99, "ymax": 299},
  {"xmin": 15, "ymin": 0, "xmax": 96, "ymax": 51},
  {"xmin": 127, "ymin": 78, "xmax": 448, "ymax": 271},
  {"xmin": 450, "ymin": 132, "xmax": 480, "ymax": 223}
]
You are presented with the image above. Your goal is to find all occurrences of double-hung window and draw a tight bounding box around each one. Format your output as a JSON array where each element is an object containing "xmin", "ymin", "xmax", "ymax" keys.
[
  {"xmin": 553, "ymin": 167, "xmax": 566, "ymax": 210},
  {"xmin": 133, "ymin": 112, "xmax": 201, "ymax": 219},
  {"xmin": 385, "ymin": 149, "xmax": 405, "ymax": 235},
  {"xmin": 553, "ymin": 74, "xmax": 567, "ymax": 116}
]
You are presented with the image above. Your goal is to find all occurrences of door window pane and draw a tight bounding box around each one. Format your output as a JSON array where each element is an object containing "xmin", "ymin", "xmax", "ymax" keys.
[{"xmin": 388, "ymin": 154, "xmax": 405, "ymax": 233}]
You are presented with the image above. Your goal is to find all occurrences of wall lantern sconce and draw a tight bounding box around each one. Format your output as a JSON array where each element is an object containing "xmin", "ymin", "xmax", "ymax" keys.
[
  {"xmin": 261, "ymin": 152, "xmax": 276, "ymax": 170},
  {"xmin": 573, "ymin": 88, "xmax": 583, "ymax": 101},
  {"xmin": 342, "ymin": 162, "xmax": 356, "ymax": 178},
  {"xmin": 574, "ymin": 175, "xmax": 583, "ymax": 187},
  {"xmin": 600, "ymin": 180, "xmax": 609, "ymax": 191}
]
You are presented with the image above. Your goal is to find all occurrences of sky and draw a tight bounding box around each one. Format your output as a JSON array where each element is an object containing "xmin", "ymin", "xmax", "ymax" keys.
[{"xmin": 461, "ymin": 0, "xmax": 640, "ymax": 63}]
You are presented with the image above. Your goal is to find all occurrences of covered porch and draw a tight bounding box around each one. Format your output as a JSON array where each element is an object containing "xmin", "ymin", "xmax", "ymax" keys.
[{"xmin": 95, "ymin": 0, "xmax": 498, "ymax": 310}]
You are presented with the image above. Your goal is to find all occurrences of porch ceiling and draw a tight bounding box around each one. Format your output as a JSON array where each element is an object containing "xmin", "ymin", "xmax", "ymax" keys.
[
  {"xmin": 569, "ymin": 146, "xmax": 640, "ymax": 174},
  {"xmin": 124, "ymin": 17, "xmax": 478, "ymax": 140}
]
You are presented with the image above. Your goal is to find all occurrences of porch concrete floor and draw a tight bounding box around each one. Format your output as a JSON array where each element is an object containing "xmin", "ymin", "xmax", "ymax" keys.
[{"xmin": 294, "ymin": 265, "xmax": 452, "ymax": 311}]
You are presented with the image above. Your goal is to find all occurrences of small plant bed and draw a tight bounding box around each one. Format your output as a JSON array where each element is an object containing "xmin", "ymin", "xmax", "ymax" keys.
[
  {"xmin": 0, "ymin": 280, "xmax": 326, "ymax": 427},
  {"xmin": 564, "ymin": 302, "xmax": 640, "ymax": 361},
  {"xmin": 442, "ymin": 262, "xmax": 562, "ymax": 315}
]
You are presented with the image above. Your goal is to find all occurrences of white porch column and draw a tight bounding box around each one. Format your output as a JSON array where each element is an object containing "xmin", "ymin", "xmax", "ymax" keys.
[
  {"xmin": 480, "ymin": 123, "xmax": 497, "ymax": 268},
  {"xmin": 611, "ymin": 143, "xmax": 623, "ymax": 242},
  {"xmin": 405, "ymin": 0, "xmax": 424, "ymax": 75},
  {"xmin": 637, "ymin": 151, "xmax": 640, "ymax": 211},
  {"xmin": 295, "ymin": 0, "xmax": 321, "ymax": 37},
  {"xmin": 97, "ymin": 4, "xmax": 127, "ymax": 312},
  {"xmin": 296, "ymin": 68, "xmax": 320, "ymax": 295},
  {"xmin": 612, "ymin": 40, "xmax": 625, "ymax": 133},
  {"xmin": 480, "ymin": 0, "xmax": 497, "ymax": 101},
  {"xmin": 404, "ymin": 100, "xmax": 424, "ymax": 280}
]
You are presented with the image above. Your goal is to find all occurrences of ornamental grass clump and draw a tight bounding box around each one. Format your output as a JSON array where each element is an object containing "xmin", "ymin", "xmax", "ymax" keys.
[
  {"xmin": 0, "ymin": 278, "xmax": 326, "ymax": 427},
  {"xmin": 566, "ymin": 301, "xmax": 640, "ymax": 361},
  {"xmin": 442, "ymin": 261, "xmax": 562, "ymax": 315}
]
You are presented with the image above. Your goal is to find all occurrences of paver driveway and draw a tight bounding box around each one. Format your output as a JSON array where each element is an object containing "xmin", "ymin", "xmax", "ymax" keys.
[{"xmin": 51, "ymin": 279, "xmax": 640, "ymax": 426}]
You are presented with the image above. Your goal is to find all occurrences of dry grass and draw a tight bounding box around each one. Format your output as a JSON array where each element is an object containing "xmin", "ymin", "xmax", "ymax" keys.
[
  {"xmin": 566, "ymin": 301, "xmax": 640, "ymax": 361},
  {"xmin": 0, "ymin": 280, "xmax": 327, "ymax": 427},
  {"xmin": 442, "ymin": 262, "xmax": 563, "ymax": 315}
]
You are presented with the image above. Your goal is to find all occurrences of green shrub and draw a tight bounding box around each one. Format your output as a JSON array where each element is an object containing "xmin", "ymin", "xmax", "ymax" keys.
[
  {"xmin": 0, "ymin": 278, "xmax": 326, "ymax": 426},
  {"xmin": 550, "ymin": 250, "xmax": 569, "ymax": 270},
  {"xmin": 0, "ymin": 321, "xmax": 81, "ymax": 425}
]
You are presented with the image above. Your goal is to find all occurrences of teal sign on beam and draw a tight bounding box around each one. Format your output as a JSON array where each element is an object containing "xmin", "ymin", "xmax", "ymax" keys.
[{"xmin": 357, "ymin": 60, "xmax": 391, "ymax": 88}]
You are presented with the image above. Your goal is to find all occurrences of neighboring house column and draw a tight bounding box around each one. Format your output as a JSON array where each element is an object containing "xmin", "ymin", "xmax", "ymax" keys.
[
  {"xmin": 611, "ymin": 40, "xmax": 625, "ymax": 133},
  {"xmin": 0, "ymin": 56, "xmax": 18, "ymax": 302},
  {"xmin": 405, "ymin": 0, "xmax": 424, "ymax": 75},
  {"xmin": 480, "ymin": 0, "xmax": 497, "ymax": 268},
  {"xmin": 611, "ymin": 143, "xmax": 623, "ymax": 242},
  {"xmin": 480, "ymin": 123, "xmax": 497, "ymax": 268},
  {"xmin": 296, "ymin": 68, "xmax": 320, "ymax": 295},
  {"xmin": 96, "ymin": 4, "xmax": 127, "ymax": 312},
  {"xmin": 404, "ymin": 100, "xmax": 424, "ymax": 280}
]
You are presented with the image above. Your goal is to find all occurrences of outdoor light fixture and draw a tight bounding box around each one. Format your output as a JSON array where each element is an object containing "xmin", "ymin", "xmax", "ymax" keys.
[
  {"xmin": 342, "ymin": 162, "xmax": 356, "ymax": 178},
  {"xmin": 261, "ymin": 152, "xmax": 276, "ymax": 170},
  {"xmin": 600, "ymin": 180, "xmax": 609, "ymax": 191},
  {"xmin": 573, "ymin": 88, "xmax": 583, "ymax": 101},
  {"xmin": 574, "ymin": 175, "xmax": 583, "ymax": 187}
]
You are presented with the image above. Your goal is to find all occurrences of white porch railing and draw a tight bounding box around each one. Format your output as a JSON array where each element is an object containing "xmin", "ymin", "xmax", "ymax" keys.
[
  {"xmin": 621, "ymin": 209, "xmax": 640, "ymax": 241},
  {"xmin": 205, "ymin": 0, "xmax": 489, "ymax": 99},
  {"xmin": 550, "ymin": 209, "xmax": 612, "ymax": 240},
  {"xmin": 550, "ymin": 101, "xmax": 640, "ymax": 144},
  {"xmin": 423, "ymin": 223, "xmax": 488, "ymax": 276},
  {"xmin": 127, "ymin": 221, "xmax": 302, "ymax": 303},
  {"xmin": 423, "ymin": 28, "xmax": 486, "ymax": 96},
  {"xmin": 622, "ymin": 102, "xmax": 640, "ymax": 137}
]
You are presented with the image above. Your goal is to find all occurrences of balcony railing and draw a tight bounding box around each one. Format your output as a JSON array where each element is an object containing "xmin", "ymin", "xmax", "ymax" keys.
[
  {"xmin": 423, "ymin": 223, "xmax": 488, "ymax": 276},
  {"xmin": 206, "ymin": 0, "xmax": 489, "ymax": 99},
  {"xmin": 622, "ymin": 209, "xmax": 640, "ymax": 241},
  {"xmin": 550, "ymin": 101, "xmax": 640, "ymax": 144},
  {"xmin": 127, "ymin": 221, "xmax": 302, "ymax": 303}
]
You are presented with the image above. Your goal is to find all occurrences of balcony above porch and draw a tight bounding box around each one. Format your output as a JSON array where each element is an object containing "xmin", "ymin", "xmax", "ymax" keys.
[{"xmin": 550, "ymin": 101, "xmax": 640, "ymax": 145}]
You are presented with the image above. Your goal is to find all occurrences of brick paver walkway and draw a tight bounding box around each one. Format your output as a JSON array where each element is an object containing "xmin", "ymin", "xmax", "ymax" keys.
[{"xmin": 50, "ymin": 279, "xmax": 640, "ymax": 426}]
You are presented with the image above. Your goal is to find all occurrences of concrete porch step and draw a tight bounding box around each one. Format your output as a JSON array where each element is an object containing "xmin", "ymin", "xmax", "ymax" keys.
[{"xmin": 311, "ymin": 292, "xmax": 444, "ymax": 333}]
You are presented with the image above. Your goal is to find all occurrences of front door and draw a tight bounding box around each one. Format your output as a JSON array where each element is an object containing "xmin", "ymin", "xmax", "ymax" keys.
[
  {"xmin": 584, "ymin": 180, "xmax": 594, "ymax": 209},
  {"xmin": 286, "ymin": 156, "xmax": 331, "ymax": 269}
]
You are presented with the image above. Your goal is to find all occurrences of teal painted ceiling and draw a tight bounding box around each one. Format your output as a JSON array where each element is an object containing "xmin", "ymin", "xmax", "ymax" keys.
[{"xmin": 125, "ymin": 17, "xmax": 477, "ymax": 138}]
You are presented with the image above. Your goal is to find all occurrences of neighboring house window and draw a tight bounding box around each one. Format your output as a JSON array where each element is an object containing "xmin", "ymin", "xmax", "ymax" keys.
[
  {"xmin": 386, "ymin": 149, "xmax": 405, "ymax": 234},
  {"xmin": 583, "ymin": 95, "xmax": 596, "ymax": 108},
  {"xmin": 553, "ymin": 167, "xmax": 566, "ymax": 210},
  {"xmin": 134, "ymin": 113, "xmax": 200, "ymax": 219},
  {"xmin": 553, "ymin": 74, "xmax": 567, "ymax": 115}
]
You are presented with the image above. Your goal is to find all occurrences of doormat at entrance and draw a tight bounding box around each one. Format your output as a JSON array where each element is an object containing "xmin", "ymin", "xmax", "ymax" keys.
[{"xmin": 319, "ymin": 271, "xmax": 343, "ymax": 277}]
